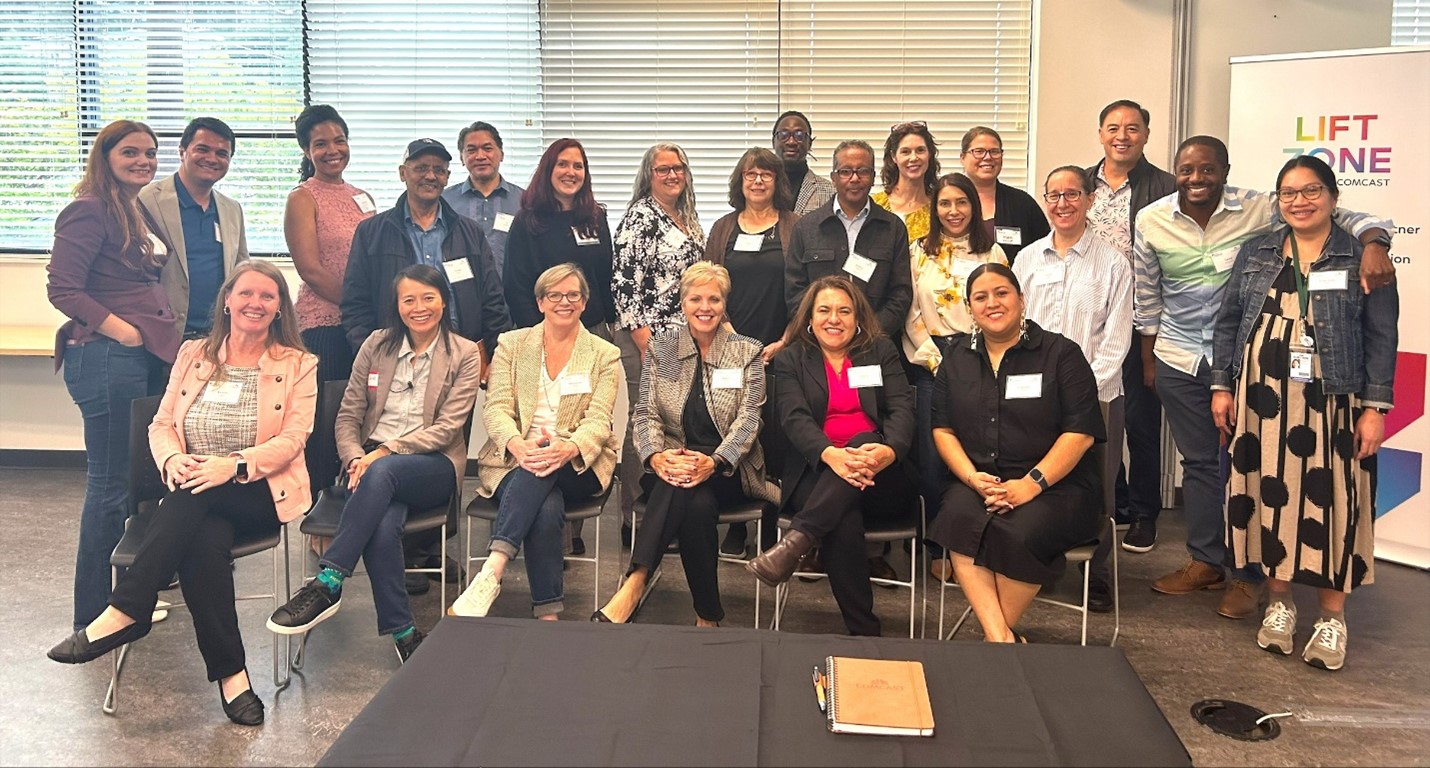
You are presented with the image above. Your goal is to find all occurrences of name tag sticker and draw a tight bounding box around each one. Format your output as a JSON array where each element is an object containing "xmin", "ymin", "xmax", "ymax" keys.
[
  {"xmin": 848, "ymin": 364, "xmax": 883, "ymax": 388},
  {"xmin": 844, "ymin": 252, "xmax": 878, "ymax": 282},
  {"xmin": 213, "ymin": 222, "xmax": 222, "ymax": 244},
  {"xmin": 951, "ymin": 258, "xmax": 982, "ymax": 284},
  {"xmin": 1308, "ymin": 269, "xmax": 1348, "ymax": 291},
  {"xmin": 572, "ymin": 227, "xmax": 601, "ymax": 246},
  {"xmin": 147, "ymin": 233, "xmax": 168, "ymax": 256},
  {"xmin": 1036, "ymin": 261, "xmax": 1066, "ymax": 286},
  {"xmin": 203, "ymin": 380, "xmax": 243, "ymax": 405},
  {"xmin": 661, "ymin": 227, "xmax": 688, "ymax": 250},
  {"xmin": 712, "ymin": 368, "xmax": 744, "ymax": 389},
  {"xmin": 442, "ymin": 258, "xmax": 474, "ymax": 283},
  {"xmin": 1211, "ymin": 247, "xmax": 1238, "ymax": 273},
  {"xmin": 733, "ymin": 233, "xmax": 764, "ymax": 252},
  {"xmin": 1005, "ymin": 373, "xmax": 1043, "ymax": 399},
  {"xmin": 354, "ymin": 193, "xmax": 377, "ymax": 214},
  {"xmin": 995, "ymin": 226, "xmax": 1021, "ymax": 246},
  {"xmin": 367, "ymin": 371, "xmax": 380, "ymax": 389},
  {"xmin": 493, "ymin": 212, "xmax": 514, "ymax": 233},
  {"xmin": 559, "ymin": 372, "xmax": 592, "ymax": 396}
]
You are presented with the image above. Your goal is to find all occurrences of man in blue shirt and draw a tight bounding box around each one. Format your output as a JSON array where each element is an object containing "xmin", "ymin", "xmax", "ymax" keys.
[
  {"xmin": 140, "ymin": 117, "xmax": 249, "ymax": 340},
  {"xmin": 442, "ymin": 122, "xmax": 524, "ymax": 279}
]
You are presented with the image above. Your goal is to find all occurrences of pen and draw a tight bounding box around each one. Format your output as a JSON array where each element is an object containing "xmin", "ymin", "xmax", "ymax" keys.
[{"xmin": 812, "ymin": 665, "xmax": 827, "ymax": 713}]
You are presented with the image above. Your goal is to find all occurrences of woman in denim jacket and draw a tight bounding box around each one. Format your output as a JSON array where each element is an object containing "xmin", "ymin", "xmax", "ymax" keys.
[{"xmin": 1209, "ymin": 155, "xmax": 1398, "ymax": 672}]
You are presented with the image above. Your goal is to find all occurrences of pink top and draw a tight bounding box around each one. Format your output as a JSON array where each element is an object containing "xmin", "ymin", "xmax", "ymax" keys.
[
  {"xmin": 823, "ymin": 358, "xmax": 876, "ymax": 448},
  {"xmin": 293, "ymin": 177, "xmax": 375, "ymax": 331}
]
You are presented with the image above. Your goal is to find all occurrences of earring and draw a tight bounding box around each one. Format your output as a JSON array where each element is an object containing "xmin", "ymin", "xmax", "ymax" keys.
[
  {"xmin": 223, "ymin": 307, "xmax": 231, "ymax": 316},
  {"xmin": 854, "ymin": 325, "xmax": 862, "ymax": 336},
  {"xmin": 274, "ymin": 310, "xmax": 281, "ymax": 319},
  {"xmin": 1019, "ymin": 314, "xmax": 1028, "ymax": 341},
  {"xmin": 806, "ymin": 323, "xmax": 814, "ymax": 336},
  {"xmin": 969, "ymin": 325, "xmax": 980, "ymax": 350}
]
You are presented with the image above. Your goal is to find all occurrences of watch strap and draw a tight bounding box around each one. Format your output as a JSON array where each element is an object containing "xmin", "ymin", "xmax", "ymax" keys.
[{"xmin": 1028, "ymin": 467, "xmax": 1050, "ymax": 491}]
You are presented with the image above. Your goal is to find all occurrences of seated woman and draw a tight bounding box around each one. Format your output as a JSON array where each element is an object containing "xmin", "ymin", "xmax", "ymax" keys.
[
  {"xmin": 928, "ymin": 263, "xmax": 1104, "ymax": 642},
  {"xmin": 747, "ymin": 275, "xmax": 916, "ymax": 637},
  {"xmin": 267, "ymin": 264, "xmax": 481, "ymax": 664},
  {"xmin": 593, "ymin": 262, "xmax": 776, "ymax": 626},
  {"xmin": 449, "ymin": 264, "xmax": 622, "ymax": 619},
  {"xmin": 49, "ymin": 260, "xmax": 317, "ymax": 727}
]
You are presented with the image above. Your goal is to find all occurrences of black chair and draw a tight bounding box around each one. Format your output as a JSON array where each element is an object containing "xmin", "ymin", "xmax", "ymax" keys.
[
  {"xmin": 104, "ymin": 395, "xmax": 292, "ymax": 714},
  {"xmin": 292, "ymin": 380, "xmax": 461, "ymax": 668}
]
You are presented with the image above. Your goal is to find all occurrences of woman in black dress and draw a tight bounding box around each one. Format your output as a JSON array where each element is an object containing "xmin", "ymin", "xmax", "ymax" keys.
[{"xmin": 928, "ymin": 263, "xmax": 1104, "ymax": 642}]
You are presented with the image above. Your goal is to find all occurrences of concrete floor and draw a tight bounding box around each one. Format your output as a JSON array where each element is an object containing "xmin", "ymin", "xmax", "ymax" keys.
[{"xmin": 2, "ymin": 466, "xmax": 1427, "ymax": 766}]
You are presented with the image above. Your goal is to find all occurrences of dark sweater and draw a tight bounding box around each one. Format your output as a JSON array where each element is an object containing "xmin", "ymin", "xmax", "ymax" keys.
[{"xmin": 502, "ymin": 208, "xmax": 616, "ymax": 329}]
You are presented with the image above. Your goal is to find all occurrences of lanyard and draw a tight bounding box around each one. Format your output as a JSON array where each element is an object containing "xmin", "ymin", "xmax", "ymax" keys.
[{"xmin": 1287, "ymin": 236, "xmax": 1311, "ymax": 322}]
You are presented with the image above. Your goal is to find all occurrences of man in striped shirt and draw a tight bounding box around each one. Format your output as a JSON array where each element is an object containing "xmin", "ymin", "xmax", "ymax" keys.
[
  {"xmin": 1014, "ymin": 165, "xmax": 1133, "ymax": 613},
  {"xmin": 1133, "ymin": 135, "xmax": 1394, "ymax": 620}
]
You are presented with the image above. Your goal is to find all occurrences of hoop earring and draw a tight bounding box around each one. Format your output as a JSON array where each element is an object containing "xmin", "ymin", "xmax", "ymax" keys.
[
  {"xmin": 222, "ymin": 306, "xmax": 230, "ymax": 316},
  {"xmin": 1019, "ymin": 314, "xmax": 1028, "ymax": 341},
  {"xmin": 274, "ymin": 310, "xmax": 281, "ymax": 319},
  {"xmin": 969, "ymin": 324, "xmax": 980, "ymax": 350},
  {"xmin": 806, "ymin": 324, "xmax": 815, "ymax": 336},
  {"xmin": 854, "ymin": 325, "xmax": 863, "ymax": 336}
]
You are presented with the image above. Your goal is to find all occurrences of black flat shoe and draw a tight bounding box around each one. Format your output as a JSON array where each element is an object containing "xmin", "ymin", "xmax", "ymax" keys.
[
  {"xmin": 220, "ymin": 687, "xmax": 265, "ymax": 726},
  {"xmin": 47, "ymin": 622, "xmax": 151, "ymax": 664},
  {"xmin": 590, "ymin": 610, "xmax": 613, "ymax": 623}
]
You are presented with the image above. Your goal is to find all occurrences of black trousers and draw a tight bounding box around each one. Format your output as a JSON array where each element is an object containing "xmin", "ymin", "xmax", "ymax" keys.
[
  {"xmin": 785, "ymin": 432, "xmax": 915, "ymax": 637},
  {"xmin": 109, "ymin": 481, "xmax": 279, "ymax": 682},
  {"xmin": 630, "ymin": 472, "xmax": 748, "ymax": 623}
]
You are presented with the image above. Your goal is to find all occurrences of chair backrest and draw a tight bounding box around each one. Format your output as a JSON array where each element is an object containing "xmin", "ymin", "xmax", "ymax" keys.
[
  {"xmin": 127, "ymin": 396, "xmax": 166, "ymax": 519},
  {"xmin": 305, "ymin": 379, "xmax": 347, "ymax": 493}
]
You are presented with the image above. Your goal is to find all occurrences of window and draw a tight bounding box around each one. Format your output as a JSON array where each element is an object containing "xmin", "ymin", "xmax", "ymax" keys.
[{"xmin": 1392, "ymin": 0, "xmax": 1429, "ymax": 44}]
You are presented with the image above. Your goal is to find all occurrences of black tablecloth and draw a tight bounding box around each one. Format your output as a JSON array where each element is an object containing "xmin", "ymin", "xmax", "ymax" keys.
[{"xmin": 318, "ymin": 618, "xmax": 1189, "ymax": 767}]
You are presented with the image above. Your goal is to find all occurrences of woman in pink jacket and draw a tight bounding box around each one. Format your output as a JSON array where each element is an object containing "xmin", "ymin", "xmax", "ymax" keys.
[{"xmin": 48, "ymin": 259, "xmax": 317, "ymax": 727}]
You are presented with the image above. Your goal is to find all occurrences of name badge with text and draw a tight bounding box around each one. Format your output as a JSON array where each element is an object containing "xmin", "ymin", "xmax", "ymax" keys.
[
  {"xmin": 559, "ymin": 372, "xmax": 592, "ymax": 396},
  {"xmin": 848, "ymin": 364, "xmax": 883, "ymax": 388},
  {"xmin": 712, "ymin": 368, "xmax": 744, "ymax": 389},
  {"xmin": 203, "ymin": 380, "xmax": 243, "ymax": 405},
  {"xmin": 367, "ymin": 371, "xmax": 381, "ymax": 389},
  {"xmin": 214, "ymin": 222, "xmax": 222, "ymax": 244},
  {"xmin": 147, "ymin": 232, "xmax": 168, "ymax": 256},
  {"xmin": 661, "ymin": 227, "xmax": 689, "ymax": 251},
  {"xmin": 442, "ymin": 258, "xmax": 474, "ymax": 283},
  {"xmin": 995, "ymin": 226, "xmax": 1021, "ymax": 246},
  {"xmin": 733, "ymin": 233, "xmax": 764, "ymax": 252},
  {"xmin": 354, "ymin": 193, "xmax": 377, "ymax": 214},
  {"xmin": 844, "ymin": 252, "xmax": 878, "ymax": 282},
  {"xmin": 1308, "ymin": 269, "xmax": 1348, "ymax": 291},
  {"xmin": 1036, "ymin": 260, "xmax": 1066, "ymax": 286},
  {"xmin": 573, "ymin": 228, "xmax": 601, "ymax": 246},
  {"xmin": 1211, "ymin": 247, "xmax": 1238, "ymax": 273},
  {"xmin": 1005, "ymin": 373, "xmax": 1043, "ymax": 399},
  {"xmin": 493, "ymin": 212, "xmax": 514, "ymax": 233}
]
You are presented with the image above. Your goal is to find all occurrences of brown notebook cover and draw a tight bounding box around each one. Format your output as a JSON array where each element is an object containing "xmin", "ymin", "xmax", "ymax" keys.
[{"xmin": 825, "ymin": 656, "xmax": 935, "ymax": 737}]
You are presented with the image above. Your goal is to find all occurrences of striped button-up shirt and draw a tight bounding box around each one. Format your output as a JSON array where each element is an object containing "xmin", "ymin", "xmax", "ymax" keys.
[
  {"xmin": 1133, "ymin": 186, "xmax": 1387, "ymax": 375},
  {"xmin": 1013, "ymin": 228, "xmax": 1133, "ymax": 401}
]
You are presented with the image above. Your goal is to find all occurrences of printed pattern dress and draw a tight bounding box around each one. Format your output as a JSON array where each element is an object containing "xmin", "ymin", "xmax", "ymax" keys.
[
  {"xmin": 611, "ymin": 196, "xmax": 706, "ymax": 333},
  {"xmin": 1226, "ymin": 262, "xmax": 1374, "ymax": 593}
]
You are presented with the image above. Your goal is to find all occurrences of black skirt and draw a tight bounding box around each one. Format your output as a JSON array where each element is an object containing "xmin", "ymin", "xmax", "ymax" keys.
[{"xmin": 929, "ymin": 481, "xmax": 1100, "ymax": 584}]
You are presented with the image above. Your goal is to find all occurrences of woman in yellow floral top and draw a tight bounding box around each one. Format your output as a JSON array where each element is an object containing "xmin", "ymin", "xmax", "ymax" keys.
[
  {"xmin": 872, "ymin": 121, "xmax": 939, "ymax": 242},
  {"xmin": 904, "ymin": 172, "xmax": 1006, "ymax": 581}
]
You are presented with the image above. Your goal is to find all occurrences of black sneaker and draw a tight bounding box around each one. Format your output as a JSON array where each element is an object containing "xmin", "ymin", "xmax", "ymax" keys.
[
  {"xmin": 719, "ymin": 524, "xmax": 748, "ymax": 558},
  {"xmin": 1122, "ymin": 520, "xmax": 1157, "ymax": 553},
  {"xmin": 267, "ymin": 582, "xmax": 341, "ymax": 635},
  {"xmin": 1087, "ymin": 575, "xmax": 1114, "ymax": 613},
  {"xmin": 394, "ymin": 629, "xmax": 426, "ymax": 664},
  {"xmin": 405, "ymin": 571, "xmax": 430, "ymax": 595}
]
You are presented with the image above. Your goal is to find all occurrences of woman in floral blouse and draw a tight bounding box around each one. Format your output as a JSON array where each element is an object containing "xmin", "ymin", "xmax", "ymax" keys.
[{"xmin": 903, "ymin": 172, "xmax": 1007, "ymax": 581}]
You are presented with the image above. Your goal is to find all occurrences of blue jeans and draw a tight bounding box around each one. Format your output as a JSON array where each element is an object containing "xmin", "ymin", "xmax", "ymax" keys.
[
  {"xmin": 1117, "ymin": 332, "xmax": 1163, "ymax": 524},
  {"xmin": 1155, "ymin": 359, "xmax": 1262, "ymax": 582},
  {"xmin": 320, "ymin": 452, "xmax": 455, "ymax": 635},
  {"xmin": 62, "ymin": 339, "xmax": 165, "ymax": 630},
  {"xmin": 489, "ymin": 466, "xmax": 602, "ymax": 617}
]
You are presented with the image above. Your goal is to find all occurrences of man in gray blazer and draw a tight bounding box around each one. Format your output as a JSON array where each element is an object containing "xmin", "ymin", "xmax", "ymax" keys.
[{"xmin": 140, "ymin": 117, "xmax": 249, "ymax": 341}]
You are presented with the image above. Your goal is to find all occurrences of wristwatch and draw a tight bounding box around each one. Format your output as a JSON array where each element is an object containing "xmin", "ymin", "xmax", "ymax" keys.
[
  {"xmin": 1027, "ymin": 467, "xmax": 1050, "ymax": 492},
  {"xmin": 235, "ymin": 457, "xmax": 249, "ymax": 482},
  {"xmin": 1368, "ymin": 232, "xmax": 1392, "ymax": 249}
]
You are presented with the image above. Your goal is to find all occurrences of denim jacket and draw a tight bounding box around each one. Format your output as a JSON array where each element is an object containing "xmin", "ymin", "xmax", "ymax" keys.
[{"xmin": 1210, "ymin": 224, "xmax": 1398, "ymax": 408}]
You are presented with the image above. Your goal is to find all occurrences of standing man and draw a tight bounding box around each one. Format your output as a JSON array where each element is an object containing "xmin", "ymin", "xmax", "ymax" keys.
[
  {"xmin": 1134, "ymin": 135, "xmax": 1394, "ymax": 619},
  {"xmin": 773, "ymin": 111, "xmax": 835, "ymax": 216},
  {"xmin": 140, "ymin": 117, "xmax": 249, "ymax": 340},
  {"xmin": 442, "ymin": 121, "xmax": 524, "ymax": 279}
]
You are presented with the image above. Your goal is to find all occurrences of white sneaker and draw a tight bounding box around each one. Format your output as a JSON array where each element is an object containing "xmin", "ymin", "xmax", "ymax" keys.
[
  {"xmin": 1256, "ymin": 600, "xmax": 1296, "ymax": 655},
  {"xmin": 152, "ymin": 599, "xmax": 172, "ymax": 624},
  {"xmin": 1303, "ymin": 617, "xmax": 1348, "ymax": 671},
  {"xmin": 448, "ymin": 570, "xmax": 500, "ymax": 618}
]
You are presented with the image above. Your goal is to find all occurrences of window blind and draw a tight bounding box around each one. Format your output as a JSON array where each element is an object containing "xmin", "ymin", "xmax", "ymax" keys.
[
  {"xmin": 1392, "ymin": 0, "xmax": 1429, "ymax": 44},
  {"xmin": 304, "ymin": 0, "xmax": 542, "ymax": 216}
]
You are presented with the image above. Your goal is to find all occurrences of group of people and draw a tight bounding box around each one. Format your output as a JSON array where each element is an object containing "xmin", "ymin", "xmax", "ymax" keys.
[{"xmin": 43, "ymin": 99, "xmax": 1398, "ymax": 725}]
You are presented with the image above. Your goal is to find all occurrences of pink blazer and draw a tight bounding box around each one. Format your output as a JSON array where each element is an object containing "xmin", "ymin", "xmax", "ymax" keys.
[{"xmin": 149, "ymin": 339, "xmax": 319, "ymax": 523}]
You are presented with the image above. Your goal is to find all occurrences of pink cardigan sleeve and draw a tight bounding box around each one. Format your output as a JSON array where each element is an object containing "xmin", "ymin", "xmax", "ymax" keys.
[{"xmin": 235, "ymin": 351, "xmax": 318, "ymax": 482}]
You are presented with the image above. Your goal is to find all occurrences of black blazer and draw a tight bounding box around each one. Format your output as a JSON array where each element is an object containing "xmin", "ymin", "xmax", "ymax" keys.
[{"xmin": 769, "ymin": 335, "xmax": 914, "ymax": 512}]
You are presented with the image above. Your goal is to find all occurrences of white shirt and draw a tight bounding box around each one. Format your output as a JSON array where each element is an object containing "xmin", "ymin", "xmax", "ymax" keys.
[
  {"xmin": 525, "ymin": 358, "xmax": 569, "ymax": 442},
  {"xmin": 1013, "ymin": 227, "xmax": 1133, "ymax": 401}
]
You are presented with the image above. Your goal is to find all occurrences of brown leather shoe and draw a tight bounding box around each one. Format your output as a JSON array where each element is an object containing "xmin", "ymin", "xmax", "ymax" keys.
[
  {"xmin": 795, "ymin": 548, "xmax": 825, "ymax": 581},
  {"xmin": 868, "ymin": 556, "xmax": 900, "ymax": 587},
  {"xmin": 1151, "ymin": 559, "xmax": 1225, "ymax": 594},
  {"xmin": 746, "ymin": 530, "xmax": 816, "ymax": 587},
  {"xmin": 1217, "ymin": 579, "xmax": 1264, "ymax": 619}
]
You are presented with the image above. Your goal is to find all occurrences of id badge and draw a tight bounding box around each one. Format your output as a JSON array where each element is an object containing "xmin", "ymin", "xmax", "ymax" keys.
[
  {"xmin": 442, "ymin": 258, "xmax": 475, "ymax": 283},
  {"xmin": 559, "ymin": 372, "xmax": 592, "ymax": 395},
  {"xmin": 493, "ymin": 212, "xmax": 514, "ymax": 233},
  {"xmin": 843, "ymin": 252, "xmax": 878, "ymax": 282},
  {"xmin": 995, "ymin": 226, "xmax": 1021, "ymax": 246},
  {"xmin": 1289, "ymin": 351, "xmax": 1315, "ymax": 383},
  {"xmin": 573, "ymin": 227, "xmax": 601, "ymax": 246},
  {"xmin": 733, "ymin": 233, "xmax": 764, "ymax": 252},
  {"xmin": 711, "ymin": 368, "xmax": 744, "ymax": 389},
  {"xmin": 203, "ymin": 380, "xmax": 243, "ymax": 405},
  {"xmin": 847, "ymin": 364, "xmax": 883, "ymax": 388}
]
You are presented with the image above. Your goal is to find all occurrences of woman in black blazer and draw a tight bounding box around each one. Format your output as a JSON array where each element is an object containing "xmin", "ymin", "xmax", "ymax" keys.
[{"xmin": 748, "ymin": 275, "xmax": 916, "ymax": 636}]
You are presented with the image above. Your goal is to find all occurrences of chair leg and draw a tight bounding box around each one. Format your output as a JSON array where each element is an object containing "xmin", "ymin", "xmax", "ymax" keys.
[
  {"xmin": 751, "ymin": 518, "xmax": 761, "ymax": 629},
  {"xmin": 1079, "ymin": 555, "xmax": 1091, "ymax": 647},
  {"xmin": 102, "ymin": 565, "xmax": 125, "ymax": 715},
  {"xmin": 1111, "ymin": 518, "xmax": 1121, "ymax": 647},
  {"xmin": 273, "ymin": 527, "xmax": 292, "ymax": 690},
  {"xmin": 591, "ymin": 512, "xmax": 602, "ymax": 613},
  {"xmin": 438, "ymin": 522, "xmax": 448, "ymax": 616}
]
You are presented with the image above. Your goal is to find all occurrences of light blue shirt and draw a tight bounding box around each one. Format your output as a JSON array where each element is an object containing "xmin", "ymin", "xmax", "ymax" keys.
[
  {"xmin": 404, "ymin": 204, "xmax": 459, "ymax": 327},
  {"xmin": 441, "ymin": 177, "xmax": 523, "ymax": 279},
  {"xmin": 835, "ymin": 197, "xmax": 871, "ymax": 255}
]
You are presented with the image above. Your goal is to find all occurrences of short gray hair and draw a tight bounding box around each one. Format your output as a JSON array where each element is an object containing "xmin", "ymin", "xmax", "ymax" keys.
[
  {"xmin": 831, "ymin": 140, "xmax": 875, "ymax": 171},
  {"xmin": 533, "ymin": 262, "xmax": 590, "ymax": 301}
]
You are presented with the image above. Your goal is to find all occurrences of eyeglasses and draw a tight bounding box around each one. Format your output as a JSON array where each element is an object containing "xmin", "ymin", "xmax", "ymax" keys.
[
  {"xmin": 1276, "ymin": 184, "xmax": 1327, "ymax": 203},
  {"xmin": 965, "ymin": 148, "xmax": 1004, "ymax": 159},
  {"xmin": 833, "ymin": 167, "xmax": 874, "ymax": 180},
  {"xmin": 408, "ymin": 163, "xmax": 450, "ymax": 177},
  {"xmin": 742, "ymin": 170, "xmax": 775, "ymax": 183},
  {"xmin": 890, "ymin": 120, "xmax": 927, "ymax": 132},
  {"xmin": 775, "ymin": 130, "xmax": 810, "ymax": 142},
  {"xmin": 1042, "ymin": 190, "xmax": 1085, "ymax": 203},
  {"xmin": 653, "ymin": 164, "xmax": 687, "ymax": 177},
  {"xmin": 542, "ymin": 291, "xmax": 586, "ymax": 304}
]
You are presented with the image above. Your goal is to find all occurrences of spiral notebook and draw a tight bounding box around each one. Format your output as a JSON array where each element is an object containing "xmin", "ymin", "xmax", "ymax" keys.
[{"xmin": 824, "ymin": 656, "xmax": 935, "ymax": 737}]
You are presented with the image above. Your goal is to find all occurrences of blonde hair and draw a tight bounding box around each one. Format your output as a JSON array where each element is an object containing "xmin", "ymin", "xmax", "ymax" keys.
[
  {"xmin": 534, "ymin": 263, "xmax": 591, "ymax": 301},
  {"xmin": 680, "ymin": 261, "xmax": 731, "ymax": 301},
  {"xmin": 201, "ymin": 260, "xmax": 307, "ymax": 379}
]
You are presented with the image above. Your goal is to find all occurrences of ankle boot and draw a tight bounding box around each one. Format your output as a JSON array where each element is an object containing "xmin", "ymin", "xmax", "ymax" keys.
[{"xmin": 746, "ymin": 529, "xmax": 816, "ymax": 587}]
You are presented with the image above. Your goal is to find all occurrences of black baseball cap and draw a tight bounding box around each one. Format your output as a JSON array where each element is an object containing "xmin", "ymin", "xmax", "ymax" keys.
[{"xmin": 403, "ymin": 138, "xmax": 452, "ymax": 162}]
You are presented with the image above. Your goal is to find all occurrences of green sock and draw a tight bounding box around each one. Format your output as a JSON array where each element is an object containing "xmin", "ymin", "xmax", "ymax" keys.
[
  {"xmin": 393, "ymin": 625, "xmax": 416, "ymax": 643},
  {"xmin": 315, "ymin": 567, "xmax": 344, "ymax": 596}
]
